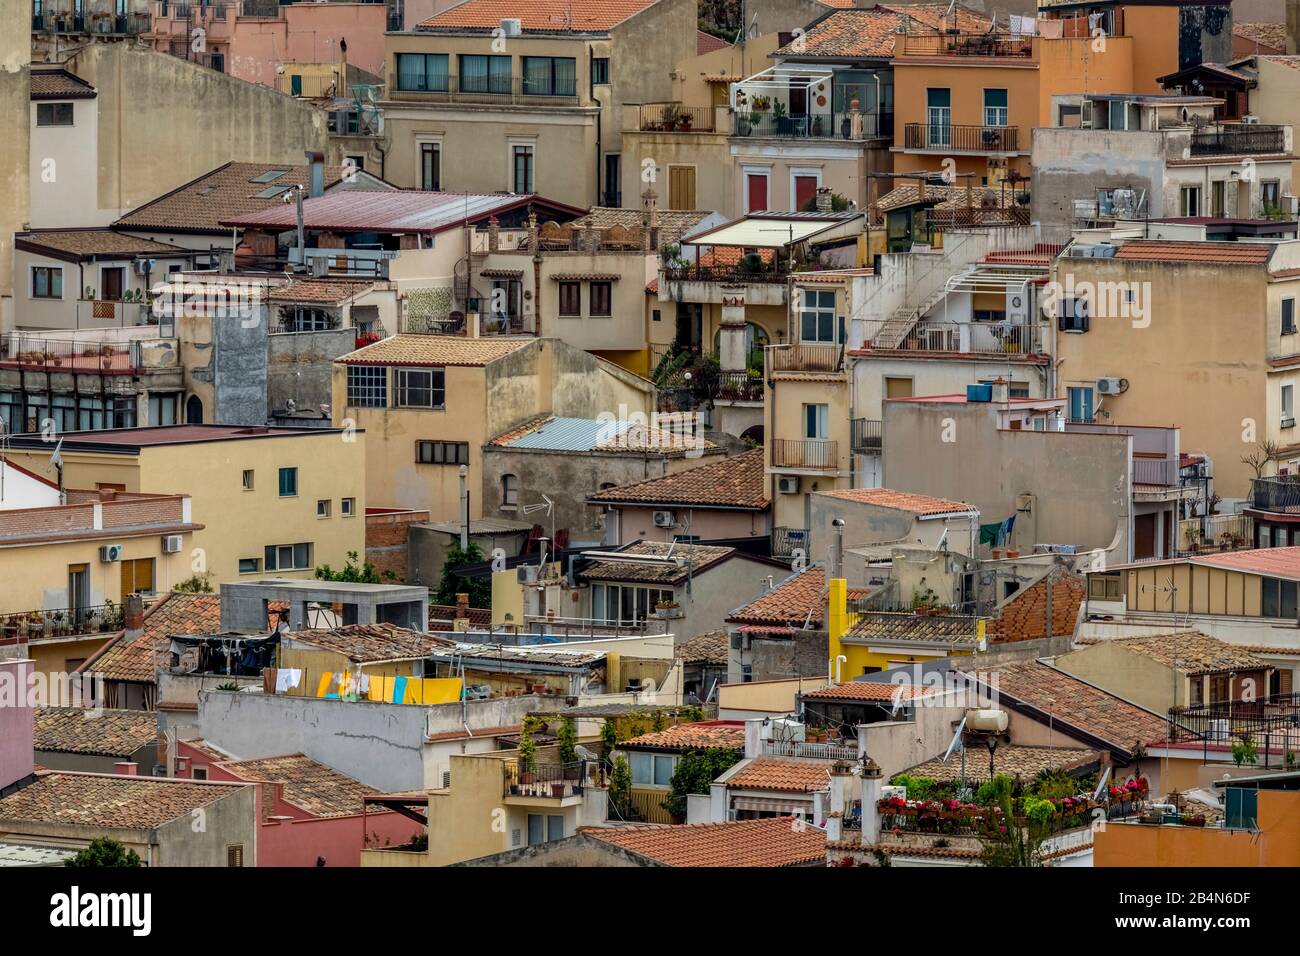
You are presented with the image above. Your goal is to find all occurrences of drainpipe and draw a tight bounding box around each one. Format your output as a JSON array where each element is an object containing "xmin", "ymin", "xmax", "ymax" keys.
[{"xmin": 590, "ymin": 47, "xmax": 602, "ymax": 207}]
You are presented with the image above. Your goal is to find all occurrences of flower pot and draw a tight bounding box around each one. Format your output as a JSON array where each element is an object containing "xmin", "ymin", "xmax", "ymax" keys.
[
  {"xmin": 991, "ymin": 549, "xmax": 1003, "ymax": 559},
  {"xmin": 551, "ymin": 783, "xmax": 567, "ymax": 798},
  {"xmin": 520, "ymin": 772, "xmax": 536, "ymax": 786},
  {"xmin": 1006, "ymin": 549, "xmax": 1021, "ymax": 559}
]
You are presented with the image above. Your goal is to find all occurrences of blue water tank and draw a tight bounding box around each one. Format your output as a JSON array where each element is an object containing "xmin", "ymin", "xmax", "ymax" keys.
[{"xmin": 966, "ymin": 383, "xmax": 993, "ymax": 403}]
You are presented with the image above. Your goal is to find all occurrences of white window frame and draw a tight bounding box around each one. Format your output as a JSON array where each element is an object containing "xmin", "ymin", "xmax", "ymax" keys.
[
  {"xmin": 416, "ymin": 137, "xmax": 443, "ymax": 192},
  {"xmin": 788, "ymin": 166, "xmax": 822, "ymax": 210},
  {"xmin": 509, "ymin": 139, "xmax": 537, "ymax": 194},
  {"xmin": 742, "ymin": 165, "xmax": 771, "ymax": 214}
]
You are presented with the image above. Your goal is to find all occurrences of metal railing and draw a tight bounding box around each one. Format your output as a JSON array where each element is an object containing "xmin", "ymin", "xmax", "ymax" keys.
[
  {"xmin": 0, "ymin": 333, "xmax": 139, "ymax": 372},
  {"xmin": 769, "ymin": 343, "xmax": 841, "ymax": 372},
  {"xmin": 1252, "ymin": 476, "xmax": 1300, "ymax": 514},
  {"xmin": 1132, "ymin": 457, "xmax": 1179, "ymax": 487},
  {"xmin": 1167, "ymin": 694, "xmax": 1300, "ymax": 764},
  {"xmin": 772, "ymin": 526, "xmax": 809, "ymax": 559},
  {"xmin": 905, "ymin": 123, "xmax": 1019, "ymax": 152},
  {"xmin": 851, "ymin": 418, "xmax": 882, "ymax": 454},
  {"xmin": 1190, "ymin": 125, "xmax": 1286, "ymax": 157},
  {"xmin": 394, "ymin": 73, "xmax": 579, "ymax": 104},
  {"xmin": 898, "ymin": 32, "xmax": 1035, "ymax": 58},
  {"xmin": 761, "ymin": 739, "xmax": 858, "ymax": 760},
  {"xmin": 661, "ymin": 263, "xmax": 790, "ymax": 284},
  {"xmin": 0, "ymin": 605, "xmax": 125, "ymax": 643},
  {"xmin": 772, "ymin": 438, "xmax": 837, "ymax": 470},
  {"xmin": 733, "ymin": 110, "xmax": 892, "ymax": 141},
  {"xmin": 503, "ymin": 760, "xmax": 600, "ymax": 799},
  {"xmin": 892, "ymin": 322, "xmax": 1043, "ymax": 355},
  {"xmin": 717, "ymin": 371, "xmax": 763, "ymax": 401},
  {"xmin": 638, "ymin": 103, "xmax": 715, "ymax": 132}
]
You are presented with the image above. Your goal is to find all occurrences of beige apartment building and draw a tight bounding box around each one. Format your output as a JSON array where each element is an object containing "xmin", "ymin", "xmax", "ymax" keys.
[
  {"xmin": 381, "ymin": 0, "xmax": 696, "ymax": 209},
  {"xmin": 1053, "ymin": 237, "xmax": 1300, "ymax": 500}
]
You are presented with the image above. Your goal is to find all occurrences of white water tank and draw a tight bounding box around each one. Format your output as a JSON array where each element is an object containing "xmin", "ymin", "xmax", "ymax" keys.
[{"xmin": 965, "ymin": 709, "xmax": 1009, "ymax": 733}]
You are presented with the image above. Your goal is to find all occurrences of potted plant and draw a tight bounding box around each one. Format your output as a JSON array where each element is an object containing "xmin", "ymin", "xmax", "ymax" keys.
[
  {"xmin": 517, "ymin": 731, "xmax": 537, "ymax": 786},
  {"xmin": 772, "ymin": 99, "xmax": 792, "ymax": 135},
  {"xmin": 677, "ymin": 112, "xmax": 693, "ymax": 132},
  {"xmin": 558, "ymin": 716, "xmax": 579, "ymax": 780}
]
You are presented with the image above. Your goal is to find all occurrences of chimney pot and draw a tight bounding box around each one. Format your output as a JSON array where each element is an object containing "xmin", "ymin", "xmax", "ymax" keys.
[{"xmin": 123, "ymin": 593, "xmax": 145, "ymax": 631}]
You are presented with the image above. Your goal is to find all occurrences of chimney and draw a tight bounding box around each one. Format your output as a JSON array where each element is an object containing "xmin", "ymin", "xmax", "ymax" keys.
[
  {"xmin": 743, "ymin": 718, "xmax": 764, "ymax": 759},
  {"xmin": 487, "ymin": 215, "xmax": 500, "ymax": 252},
  {"xmin": 304, "ymin": 150, "xmax": 326, "ymax": 198},
  {"xmin": 989, "ymin": 376, "xmax": 1010, "ymax": 403},
  {"xmin": 114, "ymin": 761, "xmax": 138, "ymax": 776},
  {"xmin": 0, "ymin": 659, "xmax": 35, "ymax": 794},
  {"xmin": 816, "ymin": 186, "xmax": 833, "ymax": 213},
  {"xmin": 261, "ymin": 781, "xmax": 284, "ymax": 823},
  {"xmin": 641, "ymin": 185, "xmax": 659, "ymax": 251},
  {"xmin": 826, "ymin": 760, "xmax": 853, "ymax": 842},
  {"xmin": 859, "ymin": 757, "xmax": 883, "ymax": 847},
  {"xmin": 123, "ymin": 593, "xmax": 145, "ymax": 633}
]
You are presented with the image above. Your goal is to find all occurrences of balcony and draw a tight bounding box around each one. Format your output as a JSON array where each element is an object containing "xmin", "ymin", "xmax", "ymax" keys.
[
  {"xmin": 0, "ymin": 332, "xmax": 157, "ymax": 373},
  {"xmin": 1189, "ymin": 125, "xmax": 1287, "ymax": 157},
  {"xmin": 884, "ymin": 322, "xmax": 1043, "ymax": 355},
  {"xmin": 503, "ymin": 760, "xmax": 600, "ymax": 804},
  {"xmin": 0, "ymin": 604, "xmax": 124, "ymax": 644},
  {"xmin": 637, "ymin": 103, "xmax": 716, "ymax": 133},
  {"xmin": 769, "ymin": 343, "xmax": 842, "ymax": 373},
  {"xmin": 717, "ymin": 370, "xmax": 763, "ymax": 402},
  {"xmin": 772, "ymin": 438, "xmax": 837, "ymax": 471},
  {"xmin": 1131, "ymin": 457, "xmax": 1179, "ymax": 488},
  {"xmin": 34, "ymin": 11, "xmax": 150, "ymax": 33},
  {"xmin": 732, "ymin": 110, "xmax": 893, "ymax": 141},
  {"xmin": 761, "ymin": 739, "xmax": 858, "ymax": 760},
  {"xmin": 1251, "ymin": 476, "xmax": 1300, "ymax": 514},
  {"xmin": 1168, "ymin": 693, "xmax": 1300, "ymax": 765},
  {"xmin": 851, "ymin": 418, "xmax": 882, "ymax": 454},
  {"xmin": 904, "ymin": 123, "xmax": 1019, "ymax": 153},
  {"xmin": 392, "ymin": 73, "xmax": 579, "ymax": 106},
  {"xmin": 896, "ymin": 32, "xmax": 1034, "ymax": 58},
  {"xmin": 772, "ymin": 526, "xmax": 808, "ymax": 559},
  {"xmin": 661, "ymin": 262, "xmax": 789, "ymax": 286}
]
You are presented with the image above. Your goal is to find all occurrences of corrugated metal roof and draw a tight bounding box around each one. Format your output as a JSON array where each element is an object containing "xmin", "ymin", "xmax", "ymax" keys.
[
  {"xmin": 221, "ymin": 191, "xmax": 555, "ymax": 234},
  {"xmin": 499, "ymin": 417, "xmax": 634, "ymax": 451}
]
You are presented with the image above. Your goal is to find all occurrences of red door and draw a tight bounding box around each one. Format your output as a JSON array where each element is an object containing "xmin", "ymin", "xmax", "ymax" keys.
[
  {"xmin": 795, "ymin": 175, "xmax": 818, "ymax": 210},
  {"xmin": 747, "ymin": 173, "xmax": 768, "ymax": 212}
]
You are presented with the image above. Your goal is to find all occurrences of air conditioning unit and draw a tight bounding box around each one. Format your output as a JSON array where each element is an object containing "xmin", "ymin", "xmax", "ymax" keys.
[
  {"xmin": 777, "ymin": 476, "xmax": 800, "ymax": 494},
  {"xmin": 134, "ymin": 258, "xmax": 156, "ymax": 276},
  {"xmin": 517, "ymin": 564, "xmax": 538, "ymax": 584},
  {"xmin": 1096, "ymin": 376, "xmax": 1128, "ymax": 395},
  {"xmin": 1242, "ymin": 114, "xmax": 1261, "ymax": 125},
  {"xmin": 500, "ymin": 17, "xmax": 522, "ymax": 36},
  {"xmin": 99, "ymin": 544, "xmax": 124, "ymax": 563},
  {"xmin": 161, "ymin": 534, "xmax": 183, "ymax": 554},
  {"xmin": 653, "ymin": 510, "xmax": 676, "ymax": 528},
  {"xmin": 729, "ymin": 632, "xmax": 746, "ymax": 651}
]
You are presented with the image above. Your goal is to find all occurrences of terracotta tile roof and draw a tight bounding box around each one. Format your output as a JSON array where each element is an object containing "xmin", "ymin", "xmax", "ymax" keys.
[
  {"xmin": 697, "ymin": 30, "xmax": 729, "ymax": 55},
  {"xmin": 0, "ymin": 772, "xmax": 243, "ymax": 829},
  {"xmin": 266, "ymin": 278, "xmax": 376, "ymax": 305},
  {"xmin": 848, "ymin": 842, "xmax": 984, "ymax": 860},
  {"xmin": 697, "ymin": 246, "xmax": 774, "ymax": 267},
  {"xmin": 180, "ymin": 738, "xmax": 238, "ymax": 762},
  {"xmin": 584, "ymin": 816, "xmax": 825, "ymax": 866},
  {"xmin": 33, "ymin": 707, "xmax": 155, "ymax": 758},
  {"xmin": 15, "ymin": 230, "xmax": 186, "ymax": 260},
  {"xmin": 1259, "ymin": 54, "xmax": 1300, "ymax": 71},
  {"xmin": 115, "ymin": 161, "xmax": 388, "ymax": 234},
  {"xmin": 844, "ymin": 611, "xmax": 984, "ymax": 646},
  {"xmin": 729, "ymin": 758, "xmax": 831, "ymax": 793},
  {"xmin": 900, "ymin": 745, "xmax": 1101, "ymax": 784},
  {"xmin": 215, "ymin": 754, "xmax": 378, "ymax": 818},
  {"xmin": 801, "ymin": 681, "xmax": 936, "ymax": 702},
  {"xmin": 676, "ymin": 629, "xmax": 729, "ymax": 665},
  {"xmin": 1105, "ymin": 632, "xmax": 1267, "ymax": 675},
  {"xmin": 418, "ymin": 0, "xmax": 659, "ymax": 32},
  {"xmin": 579, "ymin": 540, "xmax": 735, "ymax": 585},
  {"xmin": 30, "ymin": 68, "xmax": 96, "ymax": 99},
  {"xmin": 81, "ymin": 592, "xmax": 223, "ymax": 683},
  {"xmin": 623, "ymin": 721, "xmax": 746, "ymax": 751},
  {"xmin": 818, "ymin": 487, "xmax": 975, "ymax": 516},
  {"xmin": 570, "ymin": 207, "xmax": 712, "ymax": 247},
  {"xmin": 1237, "ymin": 23, "xmax": 1288, "ymax": 52},
  {"xmin": 287, "ymin": 623, "xmax": 457, "ymax": 664},
  {"xmin": 987, "ymin": 574, "xmax": 1085, "ymax": 644},
  {"xmin": 775, "ymin": 4, "xmax": 990, "ymax": 59},
  {"xmin": 728, "ymin": 566, "xmax": 827, "ymax": 627},
  {"xmin": 336, "ymin": 333, "xmax": 532, "ymax": 367},
  {"xmin": 588, "ymin": 448, "xmax": 767, "ymax": 509},
  {"xmin": 1112, "ymin": 240, "xmax": 1275, "ymax": 265},
  {"xmin": 963, "ymin": 660, "xmax": 1168, "ymax": 756}
]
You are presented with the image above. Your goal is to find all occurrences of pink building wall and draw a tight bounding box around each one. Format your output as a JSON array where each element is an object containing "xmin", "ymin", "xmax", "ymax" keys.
[
  {"xmin": 0, "ymin": 659, "xmax": 35, "ymax": 791},
  {"xmin": 174, "ymin": 740, "xmax": 421, "ymax": 866}
]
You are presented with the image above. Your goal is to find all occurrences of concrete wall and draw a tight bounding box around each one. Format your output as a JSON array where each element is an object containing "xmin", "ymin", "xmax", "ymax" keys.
[
  {"xmin": 610, "ymin": 504, "xmax": 770, "ymax": 546},
  {"xmin": 267, "ymin": 328, "xmax": 357, "ymax": 418},
  {"xmin": 153, "ymin": 783, "xmax": 257, "ymax": 866},
  {"xmin": 0, "ymin": 11, "xmax": 30, "ymax": 311},
  {"xmin": 1054, "ymin": 641, "xmax": 1184, "ymax": 713},
  {"xmin": 29, "ymin": 94, "xmax": 102, "ymax": 229}
]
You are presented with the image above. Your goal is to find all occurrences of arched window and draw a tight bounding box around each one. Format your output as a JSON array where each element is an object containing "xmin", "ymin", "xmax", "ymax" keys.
[{"xmin": 185, "ymin": 395, "xmax": 203, "ymax": 424}]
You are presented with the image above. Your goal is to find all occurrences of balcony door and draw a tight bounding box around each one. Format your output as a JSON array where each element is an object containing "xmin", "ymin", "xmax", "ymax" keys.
[
  {"xmin": 926, "ymin": 88, "xmax": 951, "ymax": 148},
  {"xmin": 746, "ymin": 171, "xmax": 769, "ymax": 213}
]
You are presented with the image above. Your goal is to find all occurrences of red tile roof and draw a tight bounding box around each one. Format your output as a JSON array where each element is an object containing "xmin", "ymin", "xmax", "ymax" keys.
[
  {"xmin": 818, "ymin": 487, "xmax": 975, "ymax": 516},
  {"xmin": 675, "ymin": 629, "xmax": 729, "ymax": 664},
  {"xmin": 775, "ymin": 3, "xmax": 990, "ymax": 58},
  {"xmin": 987, "ymin": 574, "xmax": 1085, "ymax": 644},
  {"xmin": 698, "ymin": 30, "xmax": 729, "ymax": 55},
  {"xmin": 266, "ymin": 279, "xmax": 376, "ymax": 305},
  {"xmin": 214, "ymin": 753, "xmax": 379, "ymax": 818},
  {"xmin": 588, "ymin": 448, "xmax": 768, "ymax": 509},
  {"xmin": 1235, "ymin": 22, "xmax": 1287, "ymax": 53},
  {"xmin": 337, "ymin": 333, "xmax": 532, "ymax": 368},
  {"xmin": 728, "ymin": 566, "xmax": 827, "ymax": 627},
  {"xmin": 15, "ymin": 230, "xmax": 186, "ymax": 260},
  {"xmin": 80, "ymin": 592, "xmax": 223, "ymax": 683},
  {"xmin": 418, "ymin": 0, "xmax": 659, "ymax": 32},
  {"xmin": 1184, "ymin": 546, "xmax": 1300, "ymax": 578},
  {"xmin": 33, "ymin": 707, "xmax": 156, "ymax": 758},
  {"xmin": 623, "ymin": 721, "xmax": 746, "ymax": 751},
  {"xmin": 0, "ymin": 771, "xmax": 244, "ymax": 829},
  {"xmin": 801, "ymin": 681, "xmax": 936, "ymax": 702},
  {"xmin": 1112, "ymin": 240, "xmax": 1275, "ymax": 265},
  {"xmin": 584, "ymin": 816, "xmax": 825, "ymax": 866},
  {"xmin": 30, "ymin": 68, "xmax": 96, "ymax": 100},
  {"xmin": 728, "ymin": 758, "xmax": 830, "ymax": 793}
]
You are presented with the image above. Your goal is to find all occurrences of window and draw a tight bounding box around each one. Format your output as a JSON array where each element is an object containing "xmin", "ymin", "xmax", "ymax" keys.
[
  {"xmin": 1058, "ymin": 296, "xmax": 1089, "ymax": 332},
  {"xmin": 653, "ymin": 753, "xmax": 675, "ymax": 786},
  {"xmin": 459, "ymin": 54, "xmax": 511, "ymax": 94},
  {"xmin": 1262, "ymin": 577, "xmax": 1299, "ymax": 618},
  {"xmin": 512, "ymin": 144, "xmax": 535, "ymax": 194},
  {"xmin": 1263, "ymin": 180, "xmax": 1282, "ymax": 214},
  {"xmin": 592, "ymin": 584, "xmax": 674, "ymax": 625},
  {"xmin": 800, "ymin": 289, "xmax": 837, "ymax": 343},
  {"xmin": 1181, "ymin": 185, "xmax": 1201, "ymax": 218},
  {"xmin": 590, "ymin": 281, "xmax": 612, "ymax": 317},
  {"xmin": 120, "ymin": 558, "xmax": 155, "ymax": 600},
  {"xmin": 1212, "ymin": 179, "xmax": 1226, "ymax": 218},
  {"xmin": 31, "ymin": 265, "xmax": 62, "ymax": 299},
  {"xmin": 416, "ymin": 440, "xmax": 469, "ymax": 464},
  {"xmin": 591, "ymin": 57, "xmax": 610, "ymax": 85},
  {"xmin": 100, "ymin": 267, "xmax": 125, "ymax": 301},
  {"xmin": 341, "ymin": 497, "xmax": 355, "ymax": 517},
  {"xmin": 36, "ymin": 102, "xmax": 74, "ymax": 126},
  {"xmin": 278, "ymin": 467, "xmax": 297, "ymax": 497},
  {"xmin": 148, "ymin": 393, "xmax": 177, "ymax": 427},
  {"xmin": 192, "ymin": 767, "xmax": 208, "ymax": 780},
  {"xmin": 628, "ymin": 752, "xmax": 676, "ymax": 786},
  {"xmin": 652, "ymin": 309, "xmax": 662, "ymax": 323},
  {"xmin": 420, "ymin": 142, "xmax": 441, "ymax": 191},
  {"xmin": 926, "ymin": 88, "xmax": 951, "ymax": 147},
  {"xmin": 395, "ymin": 367, "xmax": 446, "ymax": 408},
  {"xmin": 502, "ymin": 473, "xmax": 518, "ymax": 507},
  {"xmin": 226, "ymin": 845, "xmax": 244, "ymax": 868},
  {"xmin": 744, "ymin": 170, "xmax": 768, "ymax": 213},
  {"xmin": 264, "ymin": 543, "xmax": 312, "ymax": 572},
  {"xmin": 668, "ymin": 165, "xmax": 696, "ymax": 210},
  {"xmin": 317, "ymin": 499, "xmax": 331, "ymax": 518},
  {"xmin": 1068, "ymin": 386, "xmax": 1094, "ymax": 423},
  {"xmin": 346, "ymin": 366, "xmax": 387, "ymax": 408},
  {"xmin": 395, "ymin": 53, "xmax": 449, "ymax": 92},
  {"xmin": 241, "ymin": 469, "xmax": 254, "ymax": 491},
  {"xmin": 1283, "ymin": 384, "xmax": 1295, "ymax": 427},
  {"xmin": 602, "ymin": 153, "xmax": 621, "ymax": 207},
  {"xmin": 1087, "ymin": 573, "xmax": 1122, "ymax": 601},
  {"xmin": 238, "ymin": 557, "xmax": 261, "ymax": 574},
  {"xmin": 983, "ymin": 88, "xmax": 1008, "ymax": 127},
  {"xmin": 1284, "ymin": 298, "xmax": 1296, "ymax": 336},
  {"xmin": 804, "ymin": 403, "xmax": 829, "ymax": 440},
  {"xmin": 558, "ymin": 281, "xmax": 581, "ymax": 316},
  {"xmin": 522, "ymin": 56, "xmax": 577, "ymax": 96}
]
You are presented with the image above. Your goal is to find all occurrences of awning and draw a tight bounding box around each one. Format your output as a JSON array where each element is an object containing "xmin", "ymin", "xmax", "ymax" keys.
[
  {"xmin": 686, "ymin": 213, "xmax": 865, "ymax": 249},
  {"xmin": 943, "ymin": 263, "xmax": 1049, "ymax": 296},
  {"xmin": 732, "ymin": 795, "xmax": 816, "ymax": 814}
]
